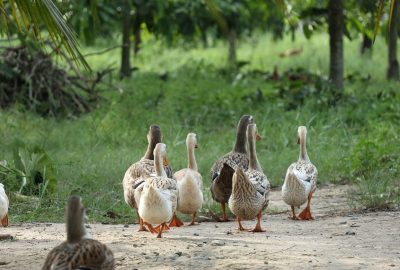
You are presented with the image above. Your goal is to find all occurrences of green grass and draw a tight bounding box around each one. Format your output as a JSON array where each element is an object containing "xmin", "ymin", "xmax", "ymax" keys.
[{"xmin": 1, "ymin": 33, "xmax": 399, "ymax": 224}]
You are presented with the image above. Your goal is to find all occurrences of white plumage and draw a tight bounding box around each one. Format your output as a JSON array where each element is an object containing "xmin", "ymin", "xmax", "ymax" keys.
[{"xmin": 0, "ymin": 183, "xmax": 9, "ymax": 227}]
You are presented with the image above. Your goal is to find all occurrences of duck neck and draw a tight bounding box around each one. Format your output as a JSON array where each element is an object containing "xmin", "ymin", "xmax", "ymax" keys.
[
  {"xmin": 66, "ymin": 214, "xmax": 85, "ymax": 243},
  {"xmin": 187, "ymin": 142, "xmax": 198, "ymax": 171},
  {"xmin": 248, "ymin": 134, "xmax": 262, "ymax": 172},
  {"xmin": 233, "ymin": 124, "xmax": 247, "ymax": 154},
  {"xmin": 154, "ymin": 151, "xmax": 167, "ymax": 177},
  {"xmin": 299, "ymin": 133, "xmax": 309, "ymax": 161},
  {"xmin": 144, "ymin": 138, "xmax": 159, "ymax": 160}
]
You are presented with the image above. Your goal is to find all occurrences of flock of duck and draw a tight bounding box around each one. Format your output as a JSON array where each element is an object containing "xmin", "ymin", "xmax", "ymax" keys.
[{"xmin": 0, "ymin": 115, "xmax": 318, "ymax": 269}]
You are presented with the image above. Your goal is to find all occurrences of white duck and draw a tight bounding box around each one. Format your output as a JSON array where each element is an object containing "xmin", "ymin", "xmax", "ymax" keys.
[
  {"xmin": 138, "ymin": 143, "xmax": 179, "ymax": 238},
  {"xmin": 0, "ymin": 183, "xmax": 9, "ymax": 227},
  {"xmin": 174, "ymin": 133, "xmax": 203, "ymax": 225},
  {"xmin": 42, "ymin": 196, "xmax": 114, "ymax": 269},
  {"xmin": 122, "ymin": 125, "xmax": 173, "ymax": 232},
  {"xmin": 228, "ymin": 124, "xmax": 270, "ymax": 232},
  {"xmin": 282, "ymin": 126, "xmax": 318, "ymax": 220}
]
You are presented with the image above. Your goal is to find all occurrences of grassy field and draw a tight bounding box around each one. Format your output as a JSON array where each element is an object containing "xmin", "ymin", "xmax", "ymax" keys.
[{"xmin": 0, "ymin": 33, "xmax": 399, "ymax": 223}]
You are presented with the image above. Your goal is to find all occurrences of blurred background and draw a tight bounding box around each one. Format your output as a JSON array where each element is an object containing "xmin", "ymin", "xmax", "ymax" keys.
[{"xmin": 0, "ymin": 0, "xmax": 399, "ymax": 223}]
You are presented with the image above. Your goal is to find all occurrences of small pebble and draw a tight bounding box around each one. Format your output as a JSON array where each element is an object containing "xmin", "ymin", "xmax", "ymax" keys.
[
  {"xmin": 345, "ymin": 231, "xmax": 356, "ymax": 235},
  {"xmin": 175, "ymin": 251, "xmax": 182, "ymax": 257},
  {"xmin": 193, "ymin": 233, "xmax": 199, "ymax": 236},
  {"xmin": 211, "ymin": 240, "xmax": 225, "ymax": 246}
]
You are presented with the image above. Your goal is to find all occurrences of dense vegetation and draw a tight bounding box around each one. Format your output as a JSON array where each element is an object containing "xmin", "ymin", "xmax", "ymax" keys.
[{"xmin": 1, "ymin": 32, "xmax": 399, "ymax": 223}]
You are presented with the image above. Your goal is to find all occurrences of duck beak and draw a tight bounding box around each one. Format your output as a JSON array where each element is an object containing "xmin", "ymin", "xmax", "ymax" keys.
[
  {"xmin": 163, "ymin": 156, "xmax": 169, "ymax": 166},
  {"xmin": 256, "ymin": 133, "xmax": 262, "ymax": 141},
  {"xmin": 195, "ymin": 144, "xmax": 199, "ymax": 149}
]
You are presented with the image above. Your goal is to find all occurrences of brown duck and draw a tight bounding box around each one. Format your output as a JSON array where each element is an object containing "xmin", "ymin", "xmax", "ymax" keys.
[
  {"xmin": 42, "ymin": 196, "xmax": 114, "ymax": 269},
  {"xmin": 210, "ymin": 115, "xmax": 254, "ymax": 221}
]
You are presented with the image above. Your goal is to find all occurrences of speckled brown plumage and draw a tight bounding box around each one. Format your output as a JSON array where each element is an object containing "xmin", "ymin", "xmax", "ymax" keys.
[
  {"xmin": 229, "ymin": 168, "xmax": 270, "ymax": 220},
  {"xmin": 282, "ymin": 126, "xmax": 318, "ymax": 220},
  {"xmin": 123, "ymin": 158, "xmax": 173, "ymax": 209},
  {"xmin": 210, "ymin": 115, "xmax": 253, "ymax": 211},
  {"xmin": 42, "ymin": 196, "xmax": 114, "ymax": 270},
  {"xmin": 42, "ymin": 239, "xmax": 114, "ymax": 270},
  {"xmin": 228, "ymin": 124, "xmax": 270, "ymax": 232},
  {"xmin": 122, "ymin": 125, "xmax": 173, "ymax": 211}
]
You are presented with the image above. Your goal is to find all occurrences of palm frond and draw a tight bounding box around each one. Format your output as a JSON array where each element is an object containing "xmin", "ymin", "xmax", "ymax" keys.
[{"xmin": 0, "ymin": 0, "xmax": 89, "ymax": 70}]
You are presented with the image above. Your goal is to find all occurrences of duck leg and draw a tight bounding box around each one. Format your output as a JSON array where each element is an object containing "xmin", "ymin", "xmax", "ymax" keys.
[
  {"xmin": 169, "ymin": 213, "xmax": 184, "ymax": 227},
  {"xmin": 137, "ymin": 216, "xmax": 148, "ymax": 232},
  {"xmin": 144, "ymin": 223, "xmax": 158, "ymax": 234},
  {"xmin": 154, "ymin": 223, "xmax": 170, "ymax": 232},
  {"xmin": 220, "ymin": 202, "xmax": 229, "ymax": 222},
  {"xmin": 237, "ymin": 216, "xmax": 248, "ymax": 231},
  {"xmin": 290, "ymin": 206, "xmax": 299, "ymax": 220},
  {"xmin": 250, "ymin": 211, "xmax": 265, "ymax": 233},
  {"xmin": 1, "ymin": 214, "xmax": 8, "ymax": 227},
  {"xmin": 189, "ymin": 212, "xmax": 198, "ymax": 226},
  {"xmin": 298, "ymin": 192, "xmax": 314, "ymax": 220},
  {"xmin": 157, "ymin": 223, "xmax": 166, "ymax": 238},
  {"xmin": 157, "ymin": 222, "xmax": 165, "ymax": 238}
]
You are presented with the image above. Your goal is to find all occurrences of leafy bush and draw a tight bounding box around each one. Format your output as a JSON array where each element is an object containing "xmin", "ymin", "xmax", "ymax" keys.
[{"xmin": 0, "ymin": 141, "xmax": 56, "ymax": 197}]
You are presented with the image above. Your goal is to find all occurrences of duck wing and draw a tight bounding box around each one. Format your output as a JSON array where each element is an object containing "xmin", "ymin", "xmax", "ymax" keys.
[
  {"xmin": 210, "ymin": 152, "xmax": 248, "ymax": 181},
  {"xmin": 210, "ymin": 163, "xmax": 235, "ymax": 203},
  {"xmin": 43, "ymin": 240, "xmax": 114, "ymax": 270}
]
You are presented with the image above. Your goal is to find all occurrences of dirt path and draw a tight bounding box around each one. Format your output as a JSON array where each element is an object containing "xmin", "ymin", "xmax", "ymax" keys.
[{"xmin": 1, "ymin": 185, "xmax": 399, "ymax": 269}]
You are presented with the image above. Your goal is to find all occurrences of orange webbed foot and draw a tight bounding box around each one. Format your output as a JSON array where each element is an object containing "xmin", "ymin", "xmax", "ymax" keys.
[
  {"xmin": 298, "ymin": 207, "xmax": 313, "ymax": 220},
  {"xmin": 169, "ymin": 214, "xmax": 184, "ymax": 227},
  {"xmin": 145, "ymin": 223, "xmax": 158, "ymax": 234},
  {"xmin": 154, "ymin": 223, "xmax": 170, "ymax": 233},
  {"xmin": 1, "ymin": 214, "xmax": 8, "ymax": 227},
  {"xmin": 249, "ymin": 226, "xmax": 266, "ymax": 233}
]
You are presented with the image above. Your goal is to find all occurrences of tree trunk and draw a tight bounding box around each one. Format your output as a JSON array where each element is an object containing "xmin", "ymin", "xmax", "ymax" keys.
[
  {"xmin": 133, "ymin": 27, "xmax": 141, "ymax": 58},
  {"xmin": 227, "ymin": 29, "xmax": 237, "ymax": 65},
  {"xmin": 360, "ymin": 34, "xmax": 372, "ymax": 55},
  {"xmin": 328, "ymin": 0, "xmax": 344, "ymax": 89},
  {"xmin": 201, "ymin": 31, "xmax": 208, "ymax": 48},
  {"xmin": 387, "ymin": 0, "xmax": 400, "ymax": 80},
  {"xmin": 120, "ymin": 0, "xmax": 131, "ymax": 79}
]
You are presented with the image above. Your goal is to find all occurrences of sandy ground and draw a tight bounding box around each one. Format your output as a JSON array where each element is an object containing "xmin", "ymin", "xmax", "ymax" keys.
[{"xmin": 0, "ymin": 185, "xmax": 399, "ymax": 270}]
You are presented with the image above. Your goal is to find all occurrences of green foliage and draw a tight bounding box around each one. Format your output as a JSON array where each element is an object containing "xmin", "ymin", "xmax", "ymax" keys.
[
  {"xmin": 348, "ymin": 123, "xmax": 399, "ymax": 209},
  {"xmin": 1, "ymin": 33, "xmax": 399, "ymax": 223},
  {"xmin": 1, "ymin": 140, "xmax": 56, "ymax": 197}
]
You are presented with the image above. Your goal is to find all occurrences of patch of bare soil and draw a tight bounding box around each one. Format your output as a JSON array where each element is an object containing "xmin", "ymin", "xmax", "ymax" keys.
[{"xmin": 0, "ymin": 185, "xmax": 399, "ymax": 269}]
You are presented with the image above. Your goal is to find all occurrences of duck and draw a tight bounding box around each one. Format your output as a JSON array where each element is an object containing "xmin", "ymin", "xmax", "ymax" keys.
[
  {"xmin": 138, "ymin": 143, "xmax": 180, "ymax": 238},
  {"xmin": 0, "ymin": 183, "xmax": 9, "ymax": 227},
  {"xmin": 282, "ymin": 126, "xmax": 318, "ymax": 220},
  {"xmin": 174, "ymin": 133, "xmax": 203, "ymax": 225},
  {"xmin": 42, "ymin": 196, "xmax": 114, "ymax": 269},
  {"xmin": 122, "ymin": 125, "xmax": 173, "ymax": 231},
  {"xmin": 228, "ymin": 123, "xmax": 270, "ymax": 232},
  {"xmin": 210, "ymin": 115, "xmax": 253, "ymax": 221}
]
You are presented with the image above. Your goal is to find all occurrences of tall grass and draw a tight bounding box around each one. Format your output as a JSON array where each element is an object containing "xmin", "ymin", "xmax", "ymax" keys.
[{"xmin": 0, "ymin": 33, "xmax": 399, "ymax": 223}]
